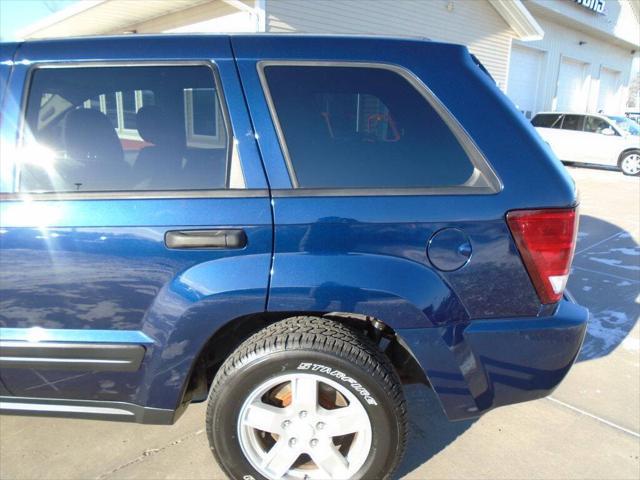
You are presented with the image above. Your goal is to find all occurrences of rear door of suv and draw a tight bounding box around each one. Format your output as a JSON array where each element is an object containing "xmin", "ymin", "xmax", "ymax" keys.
[
  {"xmin": 582, "ymin": 115, "xmax": 625, "ymax": 166},
  {"xmin": 555, "ymin": 114, "xmax": 587, "ymax": 163},
  {"xmin": 233, "ymin": 36, "xmax": 542, "ymax": 324},
  {"xmin": 535, "ymin": 114, "xmax": 586, "ymax": 163},
  {"xmin": 0, "ymin": 36, "xmax": 272, "ymax": 408}
]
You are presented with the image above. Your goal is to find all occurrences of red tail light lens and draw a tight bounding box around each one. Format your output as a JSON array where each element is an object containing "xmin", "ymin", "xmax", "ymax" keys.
[{"xmin": 506, "ymin": 208, "xmax": 579, "ymax": 304}]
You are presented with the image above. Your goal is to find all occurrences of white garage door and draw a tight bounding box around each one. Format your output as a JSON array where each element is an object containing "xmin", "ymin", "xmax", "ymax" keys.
[
  {"xmin": 507, "ymin": 45, "xmax": 543, "ymax": 118},
  {"xmin": 556, "ymin": 57, "xmax": 590, "ymax": 112},
  {"xmin": 597, "ymin": 68, "xmax": 621, "ymax": 113}
]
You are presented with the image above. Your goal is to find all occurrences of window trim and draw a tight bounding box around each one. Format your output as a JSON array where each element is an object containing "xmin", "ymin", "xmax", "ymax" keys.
[
  {"xmin": 257, "ymin": 60, "xmax": 502, "ymax": 195},
  {"xmin": 0, "ymin": 189, "xmax": 269, "ymax": 201},
  {"xmin": 14, "ymin": 60, "xmax": 237, "ymax": 199}
]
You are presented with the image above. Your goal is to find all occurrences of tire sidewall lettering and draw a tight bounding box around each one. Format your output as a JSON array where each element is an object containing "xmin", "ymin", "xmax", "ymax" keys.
[
  {"xmin": 211, "ymin": 350, "xmax": 398, "ymax": 480},
  {"xmin": 296, "ymin": 361, "xmax": 378, "ymax": 405}
]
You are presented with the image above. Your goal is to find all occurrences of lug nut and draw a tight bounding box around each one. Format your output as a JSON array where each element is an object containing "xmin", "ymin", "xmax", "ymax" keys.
[
  {"xmin": 310, "ymin": 438, "xmax": 318, "ymax": 447},
  {"xmin": 281, "ymin": 420, "xmax": 291, "ymax": 429},
  {"xmin": 316, "ymin": 422, "xmax": 325, "ymax": 430},
  {"xmin": 299, "ymin": 410, "xmax": 308, "ymax": 418},
  {"xmin": 289, "ymin": 438, "xmax": 297, "ymax": 447}
]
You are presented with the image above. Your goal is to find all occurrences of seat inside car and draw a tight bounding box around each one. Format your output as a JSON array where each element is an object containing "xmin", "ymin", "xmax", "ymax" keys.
[
  {"xmin": 134, "ymin": 105, "xmax": 186, "ymax": 189},
  {"xmin": 134, "ymin": 104, "xmax": 227, "ymax": 190},
  {"xmin": 60, "ymin": 108, "xmax": 128, "ymax": 191}
]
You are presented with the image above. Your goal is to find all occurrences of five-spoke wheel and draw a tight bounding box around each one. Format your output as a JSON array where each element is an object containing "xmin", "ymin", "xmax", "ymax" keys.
[
  {"xmin": 238, "ymin": 374, "xmax": 372, "ymax": 479},
  {"xmin": 620, "ymin": 151, "xmax": 640, "ymax": 176},
  {"xmin": 206, "ymin": 317, "xmax": 407, "ymax": 480}
]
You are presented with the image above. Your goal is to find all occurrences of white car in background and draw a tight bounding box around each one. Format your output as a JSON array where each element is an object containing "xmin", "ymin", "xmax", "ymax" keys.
[{"xmin": 532, "ymin": 112, "xmax": 640, "ymax": 176}]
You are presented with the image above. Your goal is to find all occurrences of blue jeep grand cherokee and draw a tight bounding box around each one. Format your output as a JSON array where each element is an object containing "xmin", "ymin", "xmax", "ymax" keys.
[{"xmin": 0, "ymin": 35, "xmax": 588, "ymax": 480}]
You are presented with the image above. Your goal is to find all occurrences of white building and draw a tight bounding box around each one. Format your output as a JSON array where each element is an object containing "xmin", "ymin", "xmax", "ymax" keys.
[{"xmin": 18, "ymin": 0, "xmax": 640, "ymax": 117}]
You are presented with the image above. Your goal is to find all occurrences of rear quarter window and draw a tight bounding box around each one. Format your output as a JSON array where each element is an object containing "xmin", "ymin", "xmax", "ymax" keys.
[
  {"xmin": 261, "ymin": 63, "xmax": 499, "ymax": 192},
  {"xmin": 532, "ymin": 114, "xmax": 561, "ymax": 128}
]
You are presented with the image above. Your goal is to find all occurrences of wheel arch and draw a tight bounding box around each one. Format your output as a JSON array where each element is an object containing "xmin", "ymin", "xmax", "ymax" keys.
[
  {"xmin": 177, "ymin": 311, "xmax": 429, "ymax": 416},
  {"xmin": 618, "ymin": 147, "xmax": 640, "ymax": 165}
]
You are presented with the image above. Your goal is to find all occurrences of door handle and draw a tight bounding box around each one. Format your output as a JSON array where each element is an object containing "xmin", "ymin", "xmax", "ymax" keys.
[{"xmin": 164, "ymin": 229, "xmax": 247, "ymax": 249}]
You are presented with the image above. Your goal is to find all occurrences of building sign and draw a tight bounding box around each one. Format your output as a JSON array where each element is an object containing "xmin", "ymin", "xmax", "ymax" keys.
[{"xmin": 573, "ymin": 0, "xmax": 606, "ymax": 14}]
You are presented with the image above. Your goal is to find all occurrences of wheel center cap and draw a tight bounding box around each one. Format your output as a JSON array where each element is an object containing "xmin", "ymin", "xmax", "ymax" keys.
[{"xmin": 289, "ymin": 420, "xmax": 315, "ymax": 441}]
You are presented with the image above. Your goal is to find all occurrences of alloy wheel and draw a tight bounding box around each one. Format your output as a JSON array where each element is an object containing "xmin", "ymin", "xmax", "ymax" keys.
[
  {"xmin": 621, "ymin": 153, "xmax": 640, "ymax": 175},
  {"xmin": 237, "ymin": 373, "xmax": 372, "ymax": 480}
]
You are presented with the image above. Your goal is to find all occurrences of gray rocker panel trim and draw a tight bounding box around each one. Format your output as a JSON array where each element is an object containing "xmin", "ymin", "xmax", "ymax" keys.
[{"xmin": 0, "ymin": 396, "xmax": 175, "ymax": 424}]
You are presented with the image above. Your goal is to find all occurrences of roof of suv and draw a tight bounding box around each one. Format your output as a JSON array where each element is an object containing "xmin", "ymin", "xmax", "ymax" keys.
[
  {"xmin": 4, "ymin": 32, "xmax": 439, "ymax": 45},
  {"xmin": 533, "ymin": 112, "xmax": 625, "ymax": 121},
  {"xmin": 534, "ymin": 112, "xmax": 610, "ymax": 116}
]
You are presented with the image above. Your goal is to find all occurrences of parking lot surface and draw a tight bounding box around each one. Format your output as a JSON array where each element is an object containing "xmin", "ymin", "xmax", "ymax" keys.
[{"xmin": 1, "ymin": 166, "xmax": 639, "ymax": 480}]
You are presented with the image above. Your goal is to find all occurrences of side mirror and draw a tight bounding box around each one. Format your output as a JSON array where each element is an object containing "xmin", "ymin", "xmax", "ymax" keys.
[{"xmin": 602, "ymin": 127, "xmax": 616, "ymax": 136}]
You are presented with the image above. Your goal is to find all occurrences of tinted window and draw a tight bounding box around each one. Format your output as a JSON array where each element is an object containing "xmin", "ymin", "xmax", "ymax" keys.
[
  {"xmin": 122, "ymin": 91, "xmax": 137, "ymax": 130},
  {"xmin": 263, "ymin": 65, "xmax": 493, "ymax": 189},
  {"xmin": 532, "ymin": 114, "xmax": 561, "ymax": 128},
  {"xmin": 584, "ymin": 116, "xmax": 612, "ymax": 134},
  {"xmin": 105, "ymin": 92, "xmax": 118, "ymax": 129},
  {"xmin": 191, "ymin": 89, "xmax": 217, "ymax": 136},
  {"xmin": 20, "ymin": 65, "xmax": 230, "ymax": 193},
  {"xmin": 561, "ymin": 115, "xmax": 584, "ymax": 131}
]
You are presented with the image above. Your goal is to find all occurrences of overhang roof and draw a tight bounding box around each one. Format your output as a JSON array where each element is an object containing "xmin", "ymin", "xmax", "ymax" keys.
[
  {"xmin": 17, "ymin": 0, "xmax": 544, "ymax": 41},
  {"xmin": 17, "ymin": 0, "xmax": 211, "ymax": 39},
  {"xmin": 489, "ymin": 0, "xmax": 544, "ymax": 41}
]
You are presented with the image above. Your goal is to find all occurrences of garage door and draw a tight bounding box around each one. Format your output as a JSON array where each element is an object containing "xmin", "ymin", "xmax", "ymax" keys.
[
  {"xmin": 556, "ymin": 57, "xmax": 590, "ymax": 112},
  {"xmin": 597, "ymin": 67, "xmax": 621, "ymax": 113},
  {"xmin": 507, "ymin": 45, "xmax": 543, "ymax": 118}
]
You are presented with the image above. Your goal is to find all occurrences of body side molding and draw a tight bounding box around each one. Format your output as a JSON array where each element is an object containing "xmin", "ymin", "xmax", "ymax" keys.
[{"xmin": 0, "ymin": 396, "xmax": 174, "ymax": 424}]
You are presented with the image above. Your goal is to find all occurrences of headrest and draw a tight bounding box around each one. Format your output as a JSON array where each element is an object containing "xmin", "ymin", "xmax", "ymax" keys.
[
  {"xmin": 136, "ymin": 105, "xmax": 182, "ymax": 147},
  {"xmin": 64, "ymin": 108, "xmax": 123, "ymax": 163}
]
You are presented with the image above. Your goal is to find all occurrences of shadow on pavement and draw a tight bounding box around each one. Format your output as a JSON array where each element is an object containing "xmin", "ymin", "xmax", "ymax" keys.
[
  {"xmin": 394, "ymin": 384, "xmax": 475, "ymax": 479},
  {"xmin": 570, "ymin": 215, "xmax": 640, "ymax": 361}
]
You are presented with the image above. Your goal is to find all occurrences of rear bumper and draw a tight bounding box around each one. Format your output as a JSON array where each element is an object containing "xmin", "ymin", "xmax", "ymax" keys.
[{"xmin": 397, "ymin": 298, "xmax": 588, "ymax": 420}]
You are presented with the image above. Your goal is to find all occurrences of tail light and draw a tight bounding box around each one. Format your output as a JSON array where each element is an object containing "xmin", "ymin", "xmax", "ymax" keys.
[{"xmin": 506, "ymin": 208, "xmax": 579, "ymax": 304}]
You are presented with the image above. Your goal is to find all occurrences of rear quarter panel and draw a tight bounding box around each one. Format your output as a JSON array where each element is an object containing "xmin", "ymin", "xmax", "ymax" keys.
[{"xmin": 234, "ymin": 35, "xmax": 582, "ymax": 420}]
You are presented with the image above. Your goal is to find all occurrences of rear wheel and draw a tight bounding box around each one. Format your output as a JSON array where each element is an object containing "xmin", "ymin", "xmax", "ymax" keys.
[
  {"xmin": 619, "ymin": 150, "xmax": 640, "ymax": 176},
  {"xmin": 206, "ymin": 316, "xmax": 407, "ymax": 480}
]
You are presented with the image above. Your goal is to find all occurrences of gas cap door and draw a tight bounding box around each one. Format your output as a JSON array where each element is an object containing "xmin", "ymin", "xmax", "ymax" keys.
[{"xmin": 427, "ymin": 228, "xmax": 472, "ymax": 272}]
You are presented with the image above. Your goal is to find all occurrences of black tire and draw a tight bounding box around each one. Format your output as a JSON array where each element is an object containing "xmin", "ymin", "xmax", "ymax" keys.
[
  {"xmin": 619, "ymin": 150, "xmax": 640, "ymax": 176},
  {"xmin": 206, "ymin": 316, "xmax": 407, "ymax": 480}
]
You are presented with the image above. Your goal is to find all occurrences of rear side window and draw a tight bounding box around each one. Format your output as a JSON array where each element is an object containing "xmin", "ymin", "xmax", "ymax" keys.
[
  {"xmin": 261, "ymin": 64, "xmax": 497, "ymax": 191},
  {"xmin": 532, "ymin": 114, "xmax": 561, "ymax": 128},
  {"xmin": 19, "ymin": 64, "xmax": 232, "ymax": 193},
  {"xmin": 561, "ymin": 115, "xmax": 584, "ymax": 131}
]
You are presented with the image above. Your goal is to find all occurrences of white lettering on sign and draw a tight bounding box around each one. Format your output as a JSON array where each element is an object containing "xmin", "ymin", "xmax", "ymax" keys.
[{"xmin": 574, "ymin": 0, "xmax": 606, "ymax": 14}]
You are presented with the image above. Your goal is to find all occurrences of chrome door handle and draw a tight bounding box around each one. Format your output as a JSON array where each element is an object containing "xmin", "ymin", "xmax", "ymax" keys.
[{"xmin": 164, "ymin": 229, "xmax": 247, "ymax": 249}]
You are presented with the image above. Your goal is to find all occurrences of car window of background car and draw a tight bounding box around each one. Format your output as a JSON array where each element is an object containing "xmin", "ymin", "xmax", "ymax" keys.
[
  {"xmin": 561, "ymin": 114, "xmax": 584, "ymax": 131},
  {"xmin": 263, "ymin": 65, "xmax": 493, "ymax": 189},
  {"xmin": 608, "ymin": 115, "xmax": 640, "ymax": 136},
  {"xmin": 584, "ymin": 116, "xmax": 612, "ymax": 135},
  {"xmin": 531, "ymin": 113, "xmax": 561, "ymax": 128},
  {"xmin": 19, "ymin": 65, "xmax": 232, "ymax": 193}
]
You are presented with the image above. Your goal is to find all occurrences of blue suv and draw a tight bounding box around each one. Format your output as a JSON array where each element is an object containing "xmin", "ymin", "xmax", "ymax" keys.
[{"xmin": 0, "ymin": 35, "xmax": 588, "ymax": 480}]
